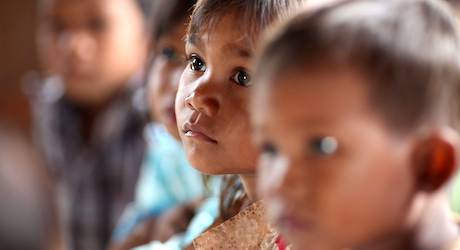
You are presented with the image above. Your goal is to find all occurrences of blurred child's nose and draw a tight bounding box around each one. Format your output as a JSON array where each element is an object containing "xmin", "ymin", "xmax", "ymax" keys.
[
  {"xmin": 58, "ymin": 30, "xmax": 96, "ymax": 63},
  {"xmin": 264, "ymin": 156, "xmax": 310, "ymax": 200},
  {"xmin": 184, "ymin": 78, "xmax": 221, "ymax": 117}
]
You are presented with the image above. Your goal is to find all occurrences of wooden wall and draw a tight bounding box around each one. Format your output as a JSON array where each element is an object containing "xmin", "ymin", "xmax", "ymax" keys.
[{"xmin": 0, "ymin": 1, "xmax": 39, "ymax": 133}]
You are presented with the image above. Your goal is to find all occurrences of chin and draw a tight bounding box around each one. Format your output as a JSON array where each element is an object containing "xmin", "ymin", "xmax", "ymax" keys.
[
  {"xmin": 185, "ymin": 152, "xmax": 234, "ymax": 175},
  {"xmin": 187, "ymin": 158, "xmax": 224, "ymax": 175}
]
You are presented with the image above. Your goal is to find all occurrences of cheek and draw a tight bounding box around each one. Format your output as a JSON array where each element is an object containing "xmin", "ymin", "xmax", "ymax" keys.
[
  {"xmin": 160, "ymin": 66, "xmax": 181, "ymax": 102},
  {"xmin": 38, "ymin": 33, "xmax": 60, "ymax": 71},
  {"xmin": 175, "ymin": 72, "xmax": 193, "ymax": 115},
  {"xmin": 222, "ymin": 105, "xmax": 259, "ymax": 165},
  {"xmin": 319, "ymin": 145, "xmax": 413, "ymax": 242},
  {"xmin": 149, "ymin": 64, "xmax": 167, "ymax": 100}
]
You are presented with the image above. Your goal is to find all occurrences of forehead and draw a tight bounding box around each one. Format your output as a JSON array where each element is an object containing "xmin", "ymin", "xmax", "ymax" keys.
[
  {"xmin": 253, "ymin": 66, "xmax": 375, "ymax": 127},
  {"xmin": 41, "ymin": 0, "xmax": 128, "ymax": 17},
  {"xmin": 187, "ymin": 12, "xmax": 255, "ymax": 57}
]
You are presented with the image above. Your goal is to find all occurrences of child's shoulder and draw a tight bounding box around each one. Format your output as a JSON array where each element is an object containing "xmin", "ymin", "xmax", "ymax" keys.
[{"xmin": 445, "ymin": 239, "xmax": 460, "ymax": 250}]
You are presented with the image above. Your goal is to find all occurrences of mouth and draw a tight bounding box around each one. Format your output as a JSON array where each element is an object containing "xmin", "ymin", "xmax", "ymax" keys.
[{"xmin": 182, "ymin": 122, "xmax": 218, "ymax": 144}]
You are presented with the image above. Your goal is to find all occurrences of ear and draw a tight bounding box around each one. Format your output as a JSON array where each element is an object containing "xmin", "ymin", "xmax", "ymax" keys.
[{"xmin": 412, "ymin": 127, "xmax": 459, "ymax": 192}]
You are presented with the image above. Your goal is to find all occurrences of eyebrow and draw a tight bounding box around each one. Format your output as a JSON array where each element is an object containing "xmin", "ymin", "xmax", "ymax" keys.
[
  {"xmin": 223, "ymin": 43, "xmax": 252, "ymax": 58},
  {"xmin": 186, "ymin": 33, "xmax": 253, "ymax": 58}
]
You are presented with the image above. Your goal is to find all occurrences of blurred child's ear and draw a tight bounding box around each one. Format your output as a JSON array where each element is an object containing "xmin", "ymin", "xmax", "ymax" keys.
[{"xmin": 412, "ymin": 128, "xmax": 459, "ymax": 192}]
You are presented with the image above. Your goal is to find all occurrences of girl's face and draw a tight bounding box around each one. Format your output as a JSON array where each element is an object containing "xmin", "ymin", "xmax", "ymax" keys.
[
  {"xmin": 148, "ymin": 20, "xmax": 188, "ymax": 140},
  {"xmin": 252, "ymin": 67, "xmax": 415, "ymax": 250},
  {"xmin": 38, "ymin": 0, "xmax": 147, "ymax": 106},
  {"xmin": 176, "ymin": 13, "xmax": 260, "ymax": 174}
]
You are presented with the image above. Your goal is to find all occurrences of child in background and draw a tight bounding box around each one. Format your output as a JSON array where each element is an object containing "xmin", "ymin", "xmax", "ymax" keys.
[
  {"xmin": 251, "ymin": 0, "xmax": 460, "ymax": 249},
  {"xmin": 174, "ymin": 0, "xmax": 304, "ymax": 248},
  {"xmin": 34, "ymin": 0, "xmax": 150, "ymax": 249},
  {"xmin": 110, "ymin": 1, "xmax": 221, "ymax": 249}
]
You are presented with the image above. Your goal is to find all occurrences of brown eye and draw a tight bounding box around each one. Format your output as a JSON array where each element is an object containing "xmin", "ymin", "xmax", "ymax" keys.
[
  {"xmin": 88, "ymin": 17, "xmax": 106, "ymax": 32},
  {"xmin": 232, "ymin": 70, "xmax": 251, "ymax": 87},
  {"xmin": 189, "ymin": 54, "xmax": 206, "ymax": 72},
  {"xmin": 262, "ymin": 143, "xmax": 278, "ymax": 156},
  {"xmin": 310, "ymin": 136, "xmax": 338, "ymax": 156},
  {"xmin": 161, "ymin": 47, "xmax": 177, "ymax": 60},
  {"xmin": 50, "ymin": 19, "xmax": 65, "ymax": 34}
]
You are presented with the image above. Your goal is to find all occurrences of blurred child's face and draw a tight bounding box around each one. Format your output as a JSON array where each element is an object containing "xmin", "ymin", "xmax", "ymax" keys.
[
  {"xmin": 38, "ymin": 0, "xmax": 147, "ymax": 106},
  {"xmin": 176, "ymin": 13, "xmax": 259, "ymax": 174},
  {"xmin": 148, "ymin": 21, "xmax": 187, "ymax": 140},
  {"xmin": 252, "ymin": 66, "xmax": 416, "ymax": 249}
]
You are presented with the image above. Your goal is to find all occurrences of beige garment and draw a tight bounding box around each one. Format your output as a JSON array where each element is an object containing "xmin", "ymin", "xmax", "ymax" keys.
[
  {"xmin": 193, "ymin": 201, "xmax": 284, "ymax": 250},
  {"xmin": 447, "ymin": 239, "xmax": 460, "ymax": 250}
]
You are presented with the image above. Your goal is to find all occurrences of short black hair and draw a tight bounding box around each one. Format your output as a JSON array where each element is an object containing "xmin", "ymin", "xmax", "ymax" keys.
[
  {"xmin": 256, "ymin": 0, "xmax": 460, "ymax": 133},
  {"xmin": 148, "ymin": 0, "xmax": 197, "ymax": 44},
  {"xmin": 187, "ymin": 0, "xmax": 306, "ymax": 45}
]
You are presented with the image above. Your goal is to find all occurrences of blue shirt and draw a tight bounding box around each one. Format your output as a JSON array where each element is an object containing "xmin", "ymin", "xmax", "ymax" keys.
[{"xmin": 112, "ymin": 124, "xmax": 209, "ymax": 242}]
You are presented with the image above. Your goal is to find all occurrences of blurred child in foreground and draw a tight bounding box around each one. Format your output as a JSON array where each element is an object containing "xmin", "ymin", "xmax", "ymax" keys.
[{"xmin": 251, "ymin": 0, "xmax": 460, "ymax": 249}]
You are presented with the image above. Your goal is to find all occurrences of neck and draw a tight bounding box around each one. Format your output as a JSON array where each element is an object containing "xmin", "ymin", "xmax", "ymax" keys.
[
  {"xmin": 357, "ymin": 193, "xmax": 458, "ymax": 250},
  {"xmin": 239, "ymin": 174, "xmax": 257, "ymax": 201}
]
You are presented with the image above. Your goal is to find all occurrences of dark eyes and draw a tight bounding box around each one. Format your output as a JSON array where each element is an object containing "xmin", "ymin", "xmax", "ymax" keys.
[
  {"xmin": 161, "ymin": 47, "xmax": 185, "ymax": 63},
  {"xmin": 232, "ymin": 70, "xmax": 251, "ymax": 87},
  {"xmin": 310, "ymin": 137, "xmax": 339, "ymax": 155},
  {"xmin": 88, "ymin": 17, "xmax": 106, "ymax": 32},
  {"xmin": 188, "ymin": 54, "xmax": 251, "ymax": 87},
  {"xmin": 189, "ymin": 54, "xmax": 206, "ymax": 72},
  {"xmin": 261, "ymin": 136, "xmax": 338, "ymax": 159},
  {"xmin": 161, "ymin": 47, "xmax": 176, "ymax": 59},
  {"xmin": 262, "ymin": 143, "xmax": 279, "ymax": 156}
]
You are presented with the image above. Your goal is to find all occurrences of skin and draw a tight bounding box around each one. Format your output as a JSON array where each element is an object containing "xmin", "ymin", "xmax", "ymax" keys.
[
  {"xmin": 175, "ymin": 13, "xmax": 259, "ymax": 196},
  {"xmin": 251, "ymin": 65, "xmax": 459, "ymax": 250},
  {"xmin": 148, "ymin": 20, "xmax": 188, "ymax": 140},
  {"xmin": 37, "ymin": 0, "xmax": 147, "ymax": 107}
]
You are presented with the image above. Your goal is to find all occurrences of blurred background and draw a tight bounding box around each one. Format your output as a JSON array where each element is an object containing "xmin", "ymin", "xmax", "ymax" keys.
[{"xmin": 0, "ymin": 1, "xmax": 38, "ymax": 133}]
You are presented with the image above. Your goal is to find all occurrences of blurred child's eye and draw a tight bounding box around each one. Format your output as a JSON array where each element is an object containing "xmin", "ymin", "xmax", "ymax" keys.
[
  {"xmin": 232, "ymin": 70, "xmax": 252, "ymax": 87},
  {"xmin": 310, "ymin": 136, "xmax": 338, "ymax": 156},
  {"xmin": 50, "ymin": 20, "xmax": 65, "ymax": 34},
  {"xmin": 88, "ymin": 17, "xmax": 106, "ymax": 32},
  {"xmin": 161, "ymin": 47, "xmax": 185, "ymax": 63},
  {"xmin": 262, "ymin": 143, "xmax": 278, "ymax": 156},
  {"xmin": 161, "ymin": 47, "xmax": 177, "ymax": 60}
]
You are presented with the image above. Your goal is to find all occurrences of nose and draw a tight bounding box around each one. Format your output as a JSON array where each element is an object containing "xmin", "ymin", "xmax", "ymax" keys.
[
  {"xmin": 260, "ymin": 156, "xmax": 308, "ymax": 201},
  {"xmin": 185, "ymin": 78, "xmax": 221, "ymax": 117},
  {"xmin": 58, "ymin": 30, "xmax": 95, "ymax": 62}
]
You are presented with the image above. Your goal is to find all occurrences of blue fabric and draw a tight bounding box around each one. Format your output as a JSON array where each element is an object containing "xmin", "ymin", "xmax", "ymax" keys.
[
  {"xmin": 133, "ymin": 196, "xmax": 220, "ymax": 250},
  {"xmin": 112, "ymin": 124, "xmax": 208, "ymax": 241}
]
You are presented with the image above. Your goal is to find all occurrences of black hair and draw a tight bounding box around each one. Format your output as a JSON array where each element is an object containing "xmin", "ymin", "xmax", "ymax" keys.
[
  {"xmin": 148, "ymin": 0, "xmax": 197, "ymax": 44},
  {"xmin": 188, "ymin": 0, "xmax": 306, "ymax": 45}
]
